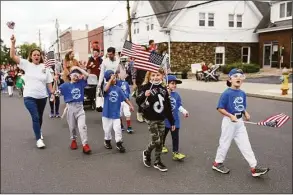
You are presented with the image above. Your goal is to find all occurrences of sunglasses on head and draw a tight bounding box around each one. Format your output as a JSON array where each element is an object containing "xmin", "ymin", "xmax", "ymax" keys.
[{"xmin": 230, "ymin": 73, "xmax": 246, "ymax": 79}]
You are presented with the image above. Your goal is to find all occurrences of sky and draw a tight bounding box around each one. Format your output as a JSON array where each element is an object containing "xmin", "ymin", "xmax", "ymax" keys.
[{"xmin": 1, "ymin": 1, "xmax": 133, "ymax": 50}]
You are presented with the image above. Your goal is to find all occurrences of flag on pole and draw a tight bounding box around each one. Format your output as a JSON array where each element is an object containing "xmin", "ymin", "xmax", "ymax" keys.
[
  {"xmin": 121, "ymin": 40, "xmax": 144, "ymax": 57},
  {"xmin": 44, "ymin": 51, "xmax": 56, "ymax": 68},
  {"xmin": 6, "ymin": 21, "xmax": 15, "ymax": 29},
  {"xmin": 257, "ymin": 113, "xmax": 290, "ymax": 128}
]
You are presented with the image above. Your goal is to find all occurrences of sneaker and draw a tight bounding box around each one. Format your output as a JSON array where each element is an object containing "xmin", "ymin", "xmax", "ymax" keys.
[
  {"xmin": 116, "ymin": 142, "xmax": 126, "ymax": 153},
  {"xmin": 70, "ymin": 140, "xmax": 78, "ymax": 150},
  {"xmin": 127, "ymin": 127, "xmax": 133, "ymax": 134},
  {"xmin": 49, "ymin": 113, "xmax": 55, "ymax": 118},
  {"xmin": 153, "ymin": 161, "xmax": 168, "ymax": 172},
  {"xmin": 173, "ymin": 152, "xmax": 186, "ymax": 160},
  {"xmin": 83, "ymin": 144, "xmax": 91, "ymax": 154},
  {"xmin": 137, "ymin": 112, "xmax": 144, "ymax": 123},
  {"xmin": 121, "ymin": 126, "xmax": 125, "ymax": 131},
  {"xmin": 36, "ymin": 139, "xmax": 45, "ymax": 149},
  {"xmin": 104, "ymin": 140, "xmax": 112, "ymax": 149},
  {"xmin": 251, "ymin": 166, "xmax": 270, "ymax": 177},
  {"xmin": 55, "ymin": 113, "xmax": 61, "ymax": 118},
  {"xmin": 212, "ymin": 162, "xmax": 230, "ymax": 174},
  {"xmin": 142, "ymin": 150, "xmax": 151, "ymax": 168},
  {"xmin": 162, "ymin": 146, "xmax": 168, "ymax": 153},
  {"xmin": 41, "ymin": 133, "xmax": 44, "ymax": 140}
]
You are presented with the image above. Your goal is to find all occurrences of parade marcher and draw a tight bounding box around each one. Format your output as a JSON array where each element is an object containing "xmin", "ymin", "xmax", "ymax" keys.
[
  {"xmin": 102, "ymin": 70, "xmax": 134, "ymax": 152},
  {"xmin": 157, "ymin": 43, "xmax": 171, "ymax": 74},
  {"xmin": 15, "ymin": 69, "xmax": 25, "ymax": 97},
  {"xmin": 136, "ymin": 68, "xmax": 175, "ymax": 172},
  {"xmin": 59, "ymin": 66, "xmax": 92, "ymax": 154},
  {"xmin": 10, "ymin": 34, "xmax": 54, "ymax": 149},
  {"xmin": 62, "ymin": 51, "xmax": 80, "ymax": 83},
  {"xmin": 212, "ymin": 68, "xmax": 269, "ymax": 177},
  {"xmin": 162, "ymin": 75, "xmax": 189, "ymax": 161},
  {"xmin": 5, "ymin": 71, "xmax": 14, "ymax": 97},
  {"xmin": 48, "ymin": 68, "xmax": 61, "ymax": 118},
  {"xmin": 87, "ymin": 49, "xmax": 102, "ymax": 78}
]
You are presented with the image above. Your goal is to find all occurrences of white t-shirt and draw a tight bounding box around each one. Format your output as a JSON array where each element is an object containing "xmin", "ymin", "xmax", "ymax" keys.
[
  {"xmin": 98, "ymin": 57, "xmax": 120, "ymax": 86},
  {"xmin": 18, "ymin": 59, "xmax": 53, "ymax": 99}
]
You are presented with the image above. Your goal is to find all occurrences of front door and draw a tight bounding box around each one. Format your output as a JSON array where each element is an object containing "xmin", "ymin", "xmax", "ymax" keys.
[{"xmin": 263, "ymin": 44, "xmax": 272, "ymax": 67}]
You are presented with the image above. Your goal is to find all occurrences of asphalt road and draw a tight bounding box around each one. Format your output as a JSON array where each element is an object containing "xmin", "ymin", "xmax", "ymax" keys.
[
  {"xmin": 1, "ymin": 89, "xmax": 292, "ymax": 193},
  {"xmin": 245, "ymin": 76, "xmax": 292, "ymax": 84}
]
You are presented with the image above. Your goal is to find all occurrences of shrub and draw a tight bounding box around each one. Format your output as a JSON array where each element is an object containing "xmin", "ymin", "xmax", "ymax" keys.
[{"xmin": 221, "ymin": 62, "xmax": 260, "ymax": 74}]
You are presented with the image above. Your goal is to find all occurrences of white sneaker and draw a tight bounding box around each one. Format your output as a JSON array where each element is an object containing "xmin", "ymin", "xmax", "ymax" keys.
[
  {"xmin": 137, "ymin": 112, "xmax": 144, "ymax": 123},
  {"xmin": 36, "ymin": 139, "xmax": 45, "ymax": 148},
  {"xmin": 41, "ymin": 133, "xmax": 44, "ymax": 140}
]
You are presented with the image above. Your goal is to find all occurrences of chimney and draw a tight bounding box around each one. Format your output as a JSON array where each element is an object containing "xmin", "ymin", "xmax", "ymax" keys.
[{"xmin": 85, "ymin": 24, "xmax": 89, "ymax": 30}]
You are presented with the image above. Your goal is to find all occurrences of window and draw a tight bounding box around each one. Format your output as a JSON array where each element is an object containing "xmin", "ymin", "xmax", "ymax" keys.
[
  {"xmin": 199, "ymin": 13, "xmax": 205, "ymax": 26},
  {"xmin": 151, "ymin": 24, "xmax": 154, "ymax": 30},
  {"xmin": 208, "ymin": 13, "xmax": 214, "ymax": 27},
  {"xmin": 133, "ymin": 22, "xmax": 139, "ymax": 34},
  {"xmin": 229, "ymin": 14, "xmax": 234, "ymax": 27},
  {"xmin": 147, "ymin": 25, "xmax": 149, "ymax": 31},
  {"xmin": 241, "ymin": 47, "xmax": 250, "ymax": 64},
  {"xmin": 280, "ymin": 3, "xmax": 285, "ymax": 18},
  {"xmin": 215, "ymin": 46, "xmax": 225, "ymax": 65},
  {"xmin": 237, "ymin": 15, "xmax": 242, "ymax": 27},
  {"xmin": 287, "ymin": 2, "xmax": 292, "ymax": 17}
]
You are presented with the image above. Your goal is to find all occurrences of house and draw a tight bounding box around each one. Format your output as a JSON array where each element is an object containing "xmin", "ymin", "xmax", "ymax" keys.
[
  {"xmin": 59, "ymin": 26, "xmax": 89, "ymax": 62},
  {"xmin": 88, "ymin": 26, "xmax": 104, "ymax": 55},
  {"xmin": 103, "ymin": 22, "xmax": 127, "ymax": 53},
  {"xmin": 130, "ymin": 0, "xmax": 270, "ymax": 72},
  {"xmin": 256, "ymin": 0, "xmax": 292, "ymax": 68}
]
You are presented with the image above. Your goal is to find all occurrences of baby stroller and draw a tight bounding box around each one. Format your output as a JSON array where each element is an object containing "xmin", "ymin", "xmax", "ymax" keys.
[
  {"xmin": 84, "ymin": 74, "xmax": 98, "ymax": 110},
  {"xmin": 204, "ymin": 65, "xmax": 220, "ymax": 82}
]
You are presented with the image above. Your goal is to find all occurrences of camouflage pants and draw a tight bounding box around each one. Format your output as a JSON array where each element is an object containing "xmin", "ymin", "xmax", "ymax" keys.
[{"xmin": 145, "ymin": 120, "xmax": 165, "ymax": 163}]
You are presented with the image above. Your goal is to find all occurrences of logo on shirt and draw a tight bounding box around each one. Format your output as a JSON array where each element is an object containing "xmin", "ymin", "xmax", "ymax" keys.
[
  {"xmin": 121, "ymin": 83, "xmax": 127, "ymax": 92},
  {"xmin": 109, "ymin": 91, "xmax": 118, "ymax": 102},
  {"xmin": 71, "ymin": 88, "xmax": 81, "ymax": 99},
  {"xmin": 233, "ymin": 97, "xmax": 244, "ymax": 112},
  {"xmin": 170, "ymin": 97, "xmax": 176, "ymax": 111}
]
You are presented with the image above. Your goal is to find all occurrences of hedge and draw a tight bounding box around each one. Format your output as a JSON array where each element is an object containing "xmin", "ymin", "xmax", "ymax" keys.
[{"xmin": 221, "ymin": 62, "xmax": 260, "ymax": 74}]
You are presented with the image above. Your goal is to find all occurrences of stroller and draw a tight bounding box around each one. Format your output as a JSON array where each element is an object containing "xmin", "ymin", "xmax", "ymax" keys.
[
  {"xmin": 204, "ymin": 64, "xmax": 220, "ymax": 82},
  {"xmin": 84, "ymin": 74, "xmax": 98, "ymax": 110}
]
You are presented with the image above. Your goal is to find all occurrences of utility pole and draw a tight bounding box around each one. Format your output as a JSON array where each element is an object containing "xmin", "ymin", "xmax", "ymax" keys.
[
  {"xmin": 38, "ymin": 29, "xmax": 42, "ymax": 48},
  {"xmin": 55, "ymin": 19, "xmax": 60, "ymax": 61},
  {"xmin": 126, "ymin": 0, "xmax": 132, "ymax": 42}
]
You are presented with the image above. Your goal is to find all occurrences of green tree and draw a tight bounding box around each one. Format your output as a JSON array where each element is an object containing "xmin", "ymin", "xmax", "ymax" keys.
[
  {"xmin": 0, "ymin": 39, "xmax": 15, "ymax": 65},
  {"xmin": 18, "ymin": 42, "xmax": 39, "ymax": 59}
]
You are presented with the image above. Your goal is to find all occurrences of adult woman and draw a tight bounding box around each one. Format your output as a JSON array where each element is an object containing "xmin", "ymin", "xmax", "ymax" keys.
[
  {"xmin": 62, "ymin": 50, "xmax": 80, "ymax": 82},
  {"xmin": 10, "ymin": 35, "xmax": 54, "ymax": 149}
]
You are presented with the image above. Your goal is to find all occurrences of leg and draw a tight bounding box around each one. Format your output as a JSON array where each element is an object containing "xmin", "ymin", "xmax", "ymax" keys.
[
  {"xmin": 122, "ymin": 102, "xmax": 132, "ymax": 132},
  {"xmin": 162, "ymin": 127, "xmax": 170, "ymax": 147},
  {"xmin": 7, "ymin": 86, "xmax": 12, "ymax": 96},
  {"xmin": 24, "ymin": 97, "xmax": 42, "ymax": 140},
  {"xmin": 154, "ymin": 121, "xmax": 165, "ymax": 163},
  {"xmin": 36, "ymin": 98, "xmax": 47, "ymax": 129},
  {"xmin": 49, "ymin": 99, "xmax": 54, "ymax": 115},
  {"xmin": 55, "ymin": 96, "xmax": 60, "ymax": 115},
  {"xmin": 66, "ymin": 105, "xmax": 78, "ymax": 140},
  {"xmin": 146, "ymin": 121, "xmax": 159, "ymax": 154},
  {"xmin": 170, "ymin": 128, "xmax": 179, "ymax": 153},
  {"xmin": 113, "ymin": 119, "xmax": 123, "ymax": 143},
  {"xmin": 102, "ymin": 117, "xmax": 113, "ymax": 141},
  {"xmin": 76, "ymin": 105, "xmax": 88, "ymax": 146},
  {"xmin": 234, "ymin": 122, "xmax": 257, "ymax": 168}
]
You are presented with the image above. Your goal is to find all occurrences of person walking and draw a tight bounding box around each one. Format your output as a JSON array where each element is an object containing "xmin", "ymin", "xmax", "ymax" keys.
[
  {"xmin": 87, "ymin": 49, "xmax": 102, "ymax": 78},
  {"xmin": 10, "ymin": 34, "xmax": 54, "ymax": 149}
]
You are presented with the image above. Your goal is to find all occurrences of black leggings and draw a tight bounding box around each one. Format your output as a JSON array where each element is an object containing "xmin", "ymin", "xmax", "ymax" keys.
[
  {"xmin": 162, "ymin": 127, "xmax": 179, "ymax": 152},
  {"xmin": 49, "ymin": 96, "xmax": 60, "ymax": 114}
]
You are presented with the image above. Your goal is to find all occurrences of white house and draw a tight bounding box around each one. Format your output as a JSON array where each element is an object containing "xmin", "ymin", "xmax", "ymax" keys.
[
  {"xmin": 103, "ymin": 22, "xmax": 127, "ymax": 53},
  {"xmin": 130, "ymin": 0, "xmax": 270, "ymax": 71}
]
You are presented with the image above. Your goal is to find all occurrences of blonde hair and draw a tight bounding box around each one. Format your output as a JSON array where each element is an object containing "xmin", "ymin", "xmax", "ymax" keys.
[{"xmin": 142, "ymin": 68, "xmax": 166, "ymax": 85}]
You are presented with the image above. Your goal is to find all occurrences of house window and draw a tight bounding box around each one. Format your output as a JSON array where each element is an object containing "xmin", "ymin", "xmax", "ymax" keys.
[
  {"xmin": 237, "ymin": 15, "xmax": 242, "ymax": 27},
  {"xmin": 147, "ymin": 25, "xmax": 149, "ymax": 31},
  {"xmin": 280, "ymin": 3, "xmax": 286, "ymax": 18},
  {"xmin": 215, "ymin": 46, "xmax": 225, "ymax": 65},
  {"xmin": 151, "ymin": 24, "xmax": 154, "ymax": 30},
  {"xmin": 287, "ymin": 2, "xmax": 292, "ymax": 17},
  {"xmin": 134, "ymin": 22, "xmax": 139, "ymax": 34},
  {"xmin": 199, "ymin": 13, "xmax": 205, "ymax": 26},
  {"xmin": 228, "ymin": 14, "xmax": 234, "ymax": 27},
  {"xmin": 241, "ymin": 47, "xmax": 250, "ymax": 64},
  {"xmin": 208, "ymin": 13, "xmax": 214, "ymax": 27}
]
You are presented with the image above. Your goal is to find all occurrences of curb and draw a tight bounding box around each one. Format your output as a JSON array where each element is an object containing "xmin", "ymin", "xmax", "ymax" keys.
[{"xmin": 246, "ymin": 93, "xmax": 292, "ymax": 102}]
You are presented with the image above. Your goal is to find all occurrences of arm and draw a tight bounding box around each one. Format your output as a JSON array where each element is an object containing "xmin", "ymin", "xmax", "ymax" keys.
[
  {"xmin": 10, "ymin": 36, "xmax": 20, "ymax": 64},
  {"xmin": 132, "ymin": 67, "xmax": 137, "ymax": 88},
  {"xmin": 136, "ymin": 84, "xmax": 147, "ymax": 105},
  {"xmin": 104, "ymin": 81, "xmax": 111, "ymax": 93},
  {"xmin": 71, "ymin": 66, "xmax": 89, "ymax": 79},
  {"xmin": 98, "ymin": 62, "xmax": 106, "ymax": 87},
  {"xmin": 163, "ymin": 92, "xmax": 175, "ymax": 126},
  {"xmin": 125, "ymin": 98, "xmax": 134, "ymax": 112},
  {"xmin": 47, "ymin": 83, "xmax": 54, "ymax": 94}
]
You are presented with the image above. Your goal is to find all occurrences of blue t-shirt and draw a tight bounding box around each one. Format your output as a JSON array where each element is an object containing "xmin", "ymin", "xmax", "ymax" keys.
[
  {"xmin": 116, "ymin": 80, "xmax": 131, "ymax": 99},
  {"xmin": 102, "ymin": 84, "xmax": 127, "ymax": 119},
  {"xmin": 165, "ymin": 91, "xmax": 182, "ymax": 128},
  {"xmin": 59, "ymin": 79, "xmax": 87, "ymax": 103},
  {"xmin": 217, "ymin": 88, "xmax": 247, "ymax": 114}
]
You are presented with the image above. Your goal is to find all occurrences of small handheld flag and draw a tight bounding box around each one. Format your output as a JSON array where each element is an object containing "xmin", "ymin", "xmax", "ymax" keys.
[
  {"xmin": 6, "ymin": 21, "xmax": 15, "ymax": 30},
  {"xmin": 244, "ymin": 113, "xmax": 290, "ymax": 128}
]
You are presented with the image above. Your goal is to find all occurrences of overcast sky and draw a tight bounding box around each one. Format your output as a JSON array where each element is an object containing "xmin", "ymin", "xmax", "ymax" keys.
[{"xmin": 1, "ymin": 1, "xmax": 133, "ymax": 50}]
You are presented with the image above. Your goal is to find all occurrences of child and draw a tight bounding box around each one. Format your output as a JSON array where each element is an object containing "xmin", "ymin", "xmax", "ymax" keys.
[
  {"xmin": 136, "ymin": 68, "xmax": 175, "ymax": 172},
  {"xmin": 16, "ymin": 70, "xmax": 25, "ymax": 97},
  {"xmin": 59, "ymin": 66, "xmax": 91, "ymax": 154},
  {"xmin": 162, "ymin": 75, "xmax": 189, "ymax": 161},
  {"xmin": 5, "ymin": 71, "xmax": 14, "ymax": 97},
  {"xmin": 48, "ymin": 68, "xmax": 61, "ymax": 118},
  {"xmin": 102, "ymin": 70, "xmax": 134, "ymax": 153},
  {"xmin": 212, "ymin": 68, "xmax": 269, "ymax": 177}
]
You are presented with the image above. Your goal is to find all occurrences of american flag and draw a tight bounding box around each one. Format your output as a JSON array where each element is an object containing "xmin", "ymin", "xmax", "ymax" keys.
[
  {"xmin": 44, "ymin": 51, "xmax": 56, "ymax": 68},
  {"xmin": 257, "ymin": 113, "xmax": 290, "ymax": 128},
  {"xmin": 121, "ymin": 40, "xmax": 164, "ymax": 72},
  {"xmin": 6, "ymin": 21, "xmax": 15, "ymax": 29}
]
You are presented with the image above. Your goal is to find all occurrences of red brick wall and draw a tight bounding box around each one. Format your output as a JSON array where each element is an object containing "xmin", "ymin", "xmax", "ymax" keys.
[
  {"xmin": 88, "ymin": 26, "xmax": 104, "ymax": 53},
  {"xmin": 259, "ymin": 29, "xmax": 292, "ymax": 68}
]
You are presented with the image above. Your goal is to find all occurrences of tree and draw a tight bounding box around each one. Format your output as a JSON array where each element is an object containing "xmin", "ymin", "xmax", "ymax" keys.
[
  {"xmin": 0, "ymin": 39, "xmax": 15, "ymax": 65},
  {"xmin": 18, "ymin": 42, "xmax": 39, "ymax": 59}
]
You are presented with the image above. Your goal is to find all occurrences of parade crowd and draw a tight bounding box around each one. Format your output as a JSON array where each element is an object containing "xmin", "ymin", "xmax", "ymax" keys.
[{"xmin": 4, "ymin": 34, "xmax": 270, "ymax": 178}]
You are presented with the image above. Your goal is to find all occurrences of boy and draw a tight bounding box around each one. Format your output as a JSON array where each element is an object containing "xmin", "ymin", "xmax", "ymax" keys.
[
  {"xmin": 102, "ymin": 70, "xmax": 134, "ymax": 153},
  {"xmin": 162, "ymin": 75, "xmax": 189, "ymax": 161},
  {"xmin": 213, "ymin": 68, "xmax": 269, "ymax": 177},
  {"xmin": 59, "ymin": 66, "xmax": 91, "ymax": 154},
  {"xmin": 5, "ymin": 71, "xmax": 14, "ymax": 97},
  {"xmin": 136, "ymin": 68, "xmax": 175, "ymax": 172},
  {"xmin": 16, "ymin": 70, "xmax": 25, "ymax": 97}
]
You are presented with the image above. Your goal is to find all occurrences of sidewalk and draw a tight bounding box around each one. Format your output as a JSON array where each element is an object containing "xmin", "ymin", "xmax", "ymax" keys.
[{"xmin": 178, "ymin": 79, "xmax": 292, "ymax": 102}]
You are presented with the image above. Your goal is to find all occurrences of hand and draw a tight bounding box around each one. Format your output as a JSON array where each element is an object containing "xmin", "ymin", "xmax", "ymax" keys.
[
  {"xmin": 167, "ymin": 86, "xmax": 171, "ymax": 94},
  {"xmin": 184, "ymin": 112, "xmax": 189, "ymax": 118},
  {"xmin": 230, "ymin": 115, "xmax": 238, "ymax": 122},
  {"xmin": 244, "ymin": 112, "xmax": 250, "ymax": 121},
  {"xmin": 92, "ymin": 65, "xmax": 96, "ymax": 68},
  {"xmin": 145, "ymin": 90, "xmax": 151, "ymax": 97},
  {"xmin": 110, "ymin": 74, "xmax": 116, "ymax": 81},
  {"xmin": 90, "ymin": 62, "xmax": 94, "ymax": 66},
  {"xmin": 54, "ymin": 75, "xmax": 59, "ymax": 81},
  {"xmin": 171, "ymin": 126, "xmax": 176, "ymax": 131},
  {"xmin": 10, "ymin": 35, "xmax": 16, "ymax": 44},
  {"xmin": 129, "ymin": 105, "xmax": 135, "ymax": 112},
  {"xmin": 50, "ymin": 94, "xmax": 55, "ymax": 102}
]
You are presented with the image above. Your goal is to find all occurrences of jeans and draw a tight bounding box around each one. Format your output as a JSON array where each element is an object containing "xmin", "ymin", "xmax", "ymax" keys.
[
  {"xmin": 24, "ymin": 97, "xmax": 47, "ymax": 140},
  {"xmin": 163, "ymin": 127, "xmax": 180, "ymax": 152}
]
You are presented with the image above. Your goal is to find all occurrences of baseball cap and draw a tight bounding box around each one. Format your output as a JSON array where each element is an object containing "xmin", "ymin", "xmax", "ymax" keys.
[
  {"xmin": 69, "ymin": 69, "xmax": 82, "ymax": 75},
  {"xmin": 228, "ymin": 68, "xmax": 244, "ymax": 77},
  {"xmin": 166, "ymin": 75, "xmax": 182, "ymax": 84},
  {"xmin": 104, "ymin": 70, "xmax": 115, "ymax": 81}
]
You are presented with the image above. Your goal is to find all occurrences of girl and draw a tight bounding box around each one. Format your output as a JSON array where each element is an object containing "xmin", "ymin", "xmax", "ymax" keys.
[
  {"xmin": 136, "ymin": 68, "xmax": 175, "ymax": 172},
  {"xmin": 48, "ymin": 68, "xmax": 60, "ymax": 118},
  {"xmin": 62, "ymin": 51, "xmax": 80, "ymax": 83}
]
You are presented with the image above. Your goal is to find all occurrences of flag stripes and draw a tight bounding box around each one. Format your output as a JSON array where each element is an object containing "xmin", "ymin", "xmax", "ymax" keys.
[{"xmin": 257, "ymin": 113, "xmax": 290, "ymax": 128}]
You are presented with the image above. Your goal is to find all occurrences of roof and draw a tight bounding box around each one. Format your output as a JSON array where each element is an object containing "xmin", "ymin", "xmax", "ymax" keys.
[
  {"xmin": 252, "ymin": 0, "xmax": 270, "ymax": 16},
  {"xmin": 256, "ymin": 19, "xmax": 293, "ymax": 33}
]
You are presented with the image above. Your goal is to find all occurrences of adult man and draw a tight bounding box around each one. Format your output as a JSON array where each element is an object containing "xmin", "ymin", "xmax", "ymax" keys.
[{"xmin": 87, "ymin": 49, "xmax": 102, "ymax": 78}]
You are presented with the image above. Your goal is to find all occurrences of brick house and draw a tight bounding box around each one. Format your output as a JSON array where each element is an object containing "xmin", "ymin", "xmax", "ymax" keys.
[
  {"xmin": 255, "ymin": 1, "xmax": 292, "ymax": 68},
  {"xmin": 88, "ymin": 26, "xmax": 104, "ymax": 54},
  {"xmin": 131, "ymin": 1, "xmax": 270, "ymax": 72}
]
